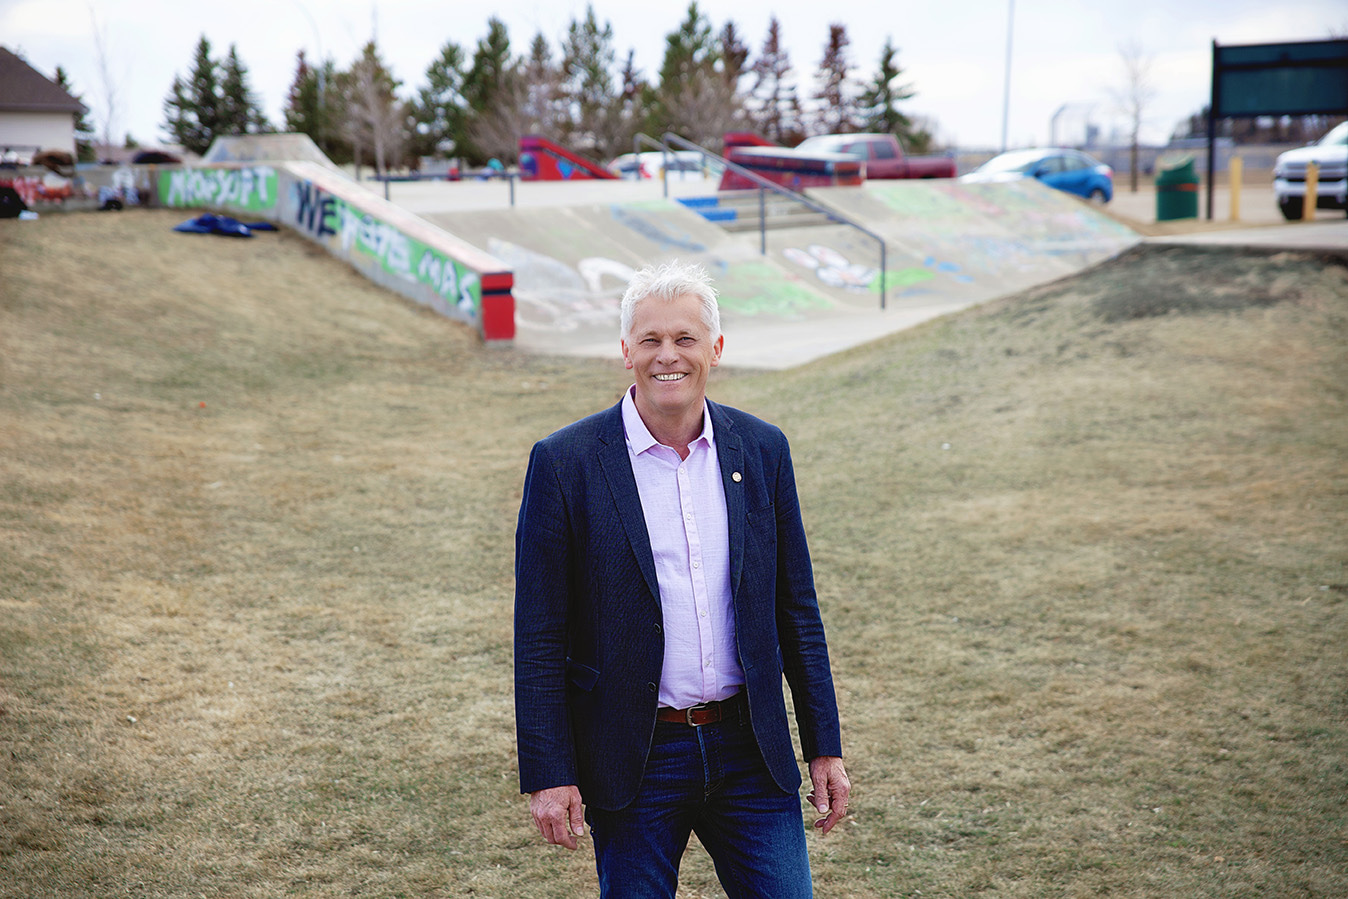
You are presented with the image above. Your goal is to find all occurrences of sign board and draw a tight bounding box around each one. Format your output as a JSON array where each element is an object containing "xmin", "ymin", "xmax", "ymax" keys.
[
  {"xmin": 1206, "ymin": 39, "xmax": 1348, "ymax": 218},
  {"xmin": 1213, "ymin": 39, "xmax": 1348, "ymax": 117}
]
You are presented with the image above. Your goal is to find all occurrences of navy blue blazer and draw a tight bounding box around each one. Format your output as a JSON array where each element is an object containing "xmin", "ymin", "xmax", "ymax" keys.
[{"xmin": 514, "ymin": 398, "xmax": 842, "ymax": 811}]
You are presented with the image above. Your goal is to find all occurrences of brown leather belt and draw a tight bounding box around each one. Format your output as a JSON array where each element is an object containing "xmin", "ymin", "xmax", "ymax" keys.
[{"xmin": 656, "ymin": 691, "xmax": 745, "ymax": 727}]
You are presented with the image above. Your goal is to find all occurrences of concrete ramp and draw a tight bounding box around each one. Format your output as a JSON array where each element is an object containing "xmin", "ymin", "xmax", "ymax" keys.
[
  {"xmin": 808, "ymin": 178, "xmax": 1137, "ymax": 289},
  {"xmin": 419, "ymin": 178, "xmax": 1140, "ymax": 368},
  {"xmin": 202, "ymin": 133, "xmax": 346, "ymax": 174},
  {"xmin": 422, "ymin": 200, "xmax": 835, "ymax": 364}
]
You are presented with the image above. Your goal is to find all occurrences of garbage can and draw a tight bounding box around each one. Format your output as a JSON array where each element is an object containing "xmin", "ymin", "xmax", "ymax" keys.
[{"xmin": 1155, "ymin": 156, "xmax": 1199, "ymax": 221}]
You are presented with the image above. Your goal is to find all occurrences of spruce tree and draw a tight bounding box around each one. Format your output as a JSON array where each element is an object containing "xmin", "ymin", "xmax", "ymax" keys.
[
  {"xmin": 716, "ymin": 22, "xmax": 749, "ymax": 89},
  {"xmin": 463, "ymin": 18, "xmax": 520, "ymax": 164},
  {"xmin": 410, "ymin": 41, "xmax": 469, "ymax": 160},
  {"xmin": 163, "ymin": 36, "xmax": 222, "ymax": 154},
  {"xmin": 218, "ymin": 45, "xmax": 270, "ymax": 135},
  {"xmin": 812, "ymin": 24, "xmax": 859, "ymax": 135},
  {"xmin": 618, "ymin": 50, "xmax": 656, "ymax": 150},
  {"xmin": 55, "ymin": 66, "xmax": 96, "ymax": 161},
  {"xmin": 856, "ymin": 37, "xmax": 930, "ymax": 151},
  {"xmin": 655, "ymin": 3, "xmax": 740, "ymax": 147},
  {"xmin": 749, "ymin": 18, "xmax": 803, "ymax": 144},
  {"xmin": 562, "ymin": 4, "xmax": 619, "ymax": 158},
  {"xmin": 521, "ymin": 33, "xmax": 566, "ymax": 143},
  {"xmin": 283, "ymin": 50, "xmax": 345, "ymax": 161},
  {"xmin": 163, "ymin": 36, "xmax": 268, "ymax": 154}
]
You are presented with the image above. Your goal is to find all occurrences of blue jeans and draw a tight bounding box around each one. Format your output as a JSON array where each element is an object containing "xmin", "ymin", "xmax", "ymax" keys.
[{"xmin": 586, "ymin": 708, "xmax": 812, "ymax": 899}]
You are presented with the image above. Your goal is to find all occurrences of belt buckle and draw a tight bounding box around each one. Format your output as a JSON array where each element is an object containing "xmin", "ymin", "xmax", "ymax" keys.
[{"xmin": 685, "ymin": 701, "xmax": 711, "ymax": 726}]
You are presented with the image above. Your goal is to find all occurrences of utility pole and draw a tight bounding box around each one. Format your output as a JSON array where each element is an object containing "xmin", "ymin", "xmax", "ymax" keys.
[{"xmin": 1000, "ymin": 0, "xmax": 1015, "ymax": 152}]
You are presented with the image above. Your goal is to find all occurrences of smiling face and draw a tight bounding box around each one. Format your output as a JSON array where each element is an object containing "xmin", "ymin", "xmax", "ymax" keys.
[{"xmin": 621, "ymin": 292, "xmax": 724, "ymax": 443}]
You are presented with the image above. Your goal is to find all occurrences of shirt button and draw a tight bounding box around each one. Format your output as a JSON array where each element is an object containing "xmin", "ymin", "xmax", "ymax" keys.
[{"xmin": 693, "ymin": 561, "xmax": 701, "ymax": 569}]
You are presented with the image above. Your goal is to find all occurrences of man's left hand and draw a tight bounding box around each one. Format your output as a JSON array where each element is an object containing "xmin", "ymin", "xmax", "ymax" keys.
[{"xmin": 807, "ymin": 755, "xmax": 851, "ymax": 835}]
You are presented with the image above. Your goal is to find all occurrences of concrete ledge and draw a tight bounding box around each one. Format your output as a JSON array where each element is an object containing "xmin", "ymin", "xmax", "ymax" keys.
[{"xmin": 157, "ymin": 160, "xmax": 515, "ymax": 342}]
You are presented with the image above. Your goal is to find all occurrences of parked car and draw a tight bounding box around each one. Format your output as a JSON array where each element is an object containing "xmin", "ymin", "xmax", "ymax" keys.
[
  {"xmin": 961, "ymin": 148, "xmax": 1114, "ymax": 203},
  {"xmin": 1272, "ymin": 121, "xmax": 1347, "ymax": 220},
  {"xmin": 793, "ymin": 133, "xmax": 956, "ymax": 179},
  {"xmin": 608, "ymin": 151, "xmax": 717, "ymax": 181}
]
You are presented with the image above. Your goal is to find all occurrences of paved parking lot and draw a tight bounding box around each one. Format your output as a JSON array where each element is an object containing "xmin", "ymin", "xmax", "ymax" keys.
[{"xmin": 1105, "ymin": 181, "xmax": 1345, "ymax": 232}]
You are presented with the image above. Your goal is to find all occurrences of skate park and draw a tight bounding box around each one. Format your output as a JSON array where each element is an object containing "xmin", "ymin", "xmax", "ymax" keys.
[
  {"xmin": 399, "ymin": 171, "xmax": 1140, "ymax": 368},
  {"xmin": 26, "ymin": 131, "xmax": 1347, "ymax": 369},
  {"xmin": 377, "ymin": 147, "xmax": 1345, "ymax": 368}
]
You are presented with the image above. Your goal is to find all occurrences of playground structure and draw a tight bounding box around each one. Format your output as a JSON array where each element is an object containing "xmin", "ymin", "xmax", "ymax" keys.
[{"xmin": 518, "ymin": 135, "xmax": 617, "ymax": 181}]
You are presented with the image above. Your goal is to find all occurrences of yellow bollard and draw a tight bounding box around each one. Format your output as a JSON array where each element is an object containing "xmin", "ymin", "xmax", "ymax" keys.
[
  {"xmin": 1228, "ymin": 157, "xmax": 1242, "ymax": 222},
  {"xmin": 1302, "ymin": 161, "xmax": 1319, "ymax": 222}
]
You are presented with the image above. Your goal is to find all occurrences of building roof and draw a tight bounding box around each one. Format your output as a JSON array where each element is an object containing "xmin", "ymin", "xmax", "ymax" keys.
[{"xmin": 0, "ymin": 46, "xmax": 86, "ymax": 114}]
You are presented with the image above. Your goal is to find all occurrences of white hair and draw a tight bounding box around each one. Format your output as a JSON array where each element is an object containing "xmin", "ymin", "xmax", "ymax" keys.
[{"xmin": 619, "ymin": 260, "xmax": 721, "ymax": 343}]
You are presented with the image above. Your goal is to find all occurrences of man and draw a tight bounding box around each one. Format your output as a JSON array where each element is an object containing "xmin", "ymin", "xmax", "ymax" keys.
[{"xmin": 514, "ymin": 260, "xmax": 849, "ymax": 898}]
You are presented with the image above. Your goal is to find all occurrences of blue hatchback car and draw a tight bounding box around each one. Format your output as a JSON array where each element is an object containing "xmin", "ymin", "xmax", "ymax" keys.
[{"xmin": 960, "ymin": 148, "xmax": 1114, "ymax": 203}]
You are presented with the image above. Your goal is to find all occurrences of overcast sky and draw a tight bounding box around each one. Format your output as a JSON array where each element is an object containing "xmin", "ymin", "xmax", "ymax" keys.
[{"xmin": 4, "ymin": 0, "xmax": 1345, "ymax": 153}]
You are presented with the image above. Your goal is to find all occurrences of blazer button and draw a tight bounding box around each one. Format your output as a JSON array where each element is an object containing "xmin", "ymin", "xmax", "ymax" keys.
[
  {"xmin": 646, "ymin": 682, "xmax": 656, "ymax": 693},
  {"xmin": 653, "ymin": 623, "xmax": 662, "ymax": 635}
]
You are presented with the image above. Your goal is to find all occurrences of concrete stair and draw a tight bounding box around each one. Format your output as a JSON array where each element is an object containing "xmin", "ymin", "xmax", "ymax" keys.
[{"xmin": 677, "ymin": 191, "xmax": 837, "ymax": 232}]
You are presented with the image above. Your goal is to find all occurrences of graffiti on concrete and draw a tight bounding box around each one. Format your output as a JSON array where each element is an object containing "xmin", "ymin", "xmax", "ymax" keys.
[
  {"xmin": 2, "ymin": 165, "xmax": 156, "ymax": 209},
  {"xmin": 2, "ymin": 172, "xmax": 75, "ymax": 205},
  {"xmin": 868, "ymin": 182, "xmax": 977, "ymax": 229},
  {"xmin": 487, "ymin": 237, "xmax": 630, "ymax": 333},
  {"xmin": 782, "ymin": 243, "xmax": 976, "ymax": 296},
  {"xmin": 577, "ymin": 257, "xmax": 638, "ymax": 295},
  {"xmin": 294, "ymin": 180, "xmax": 337, "ymax": 237},
  {"xmin": 715, "ymin": 262, "xmax": 832, "ymax": 316},
  {"xmin": 922, "ymin": 256, "xmax": 975, "ymax": 284},
  {"xmin": 784, "ymin": 244, "xmax": 876, "ymax": 291},
  {"xmin": 162, "ymin": 166, "xmax": 279, "ymax": 212},
  {"xmin": 609, "ymin": 205, "xmax": 708, "ymax": 253},
  {"xmin": 98, "ymin": 166, "xmax": 142, "ymax": 208},
  {"xmin": 291, "ymin": 180, "xmax": 480, "ymax": 320}
]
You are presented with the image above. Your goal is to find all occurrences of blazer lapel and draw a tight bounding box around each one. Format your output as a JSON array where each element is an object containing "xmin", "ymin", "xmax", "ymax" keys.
[
  {"xmin": 595, "ymin": 401, "xmax": 662, "ymax": 606},
  {"xmin": 709, "ymin": 401, "xmax": 746, "ymax": 598}
]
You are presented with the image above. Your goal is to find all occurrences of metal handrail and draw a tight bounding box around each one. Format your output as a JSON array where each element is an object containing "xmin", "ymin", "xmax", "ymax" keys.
[
  {"xmin": 629, "ymin": 134, "xmax": 723, "ymax": 198},
  {"xmin": 645, "ymin": 132, "xmax": 889, "ymax": 310},
  {"xmin": 630, "ymin": 134, "xmax": 673, "ymax": 197},
  {"xmin": 371, "ymin": 168, "xmax": 517, "ymax": 205}
]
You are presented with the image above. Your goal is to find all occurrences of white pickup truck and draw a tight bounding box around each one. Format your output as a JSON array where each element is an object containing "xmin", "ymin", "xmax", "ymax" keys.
[{"xmin": 1272, "ymin": 121, "xmax": 1347, "ymax": 220}]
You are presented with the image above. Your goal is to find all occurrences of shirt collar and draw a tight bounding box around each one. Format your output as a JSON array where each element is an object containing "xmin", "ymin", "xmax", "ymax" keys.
[{"xmin": 621, "ymin": 384, "xmax": 715, "ymax": 455}]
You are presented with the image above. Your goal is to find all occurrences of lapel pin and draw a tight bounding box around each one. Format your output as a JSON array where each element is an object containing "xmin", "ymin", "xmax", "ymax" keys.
[{"xmin": 732, "ymin": 471, "xmax": 742, "ymax": 482}]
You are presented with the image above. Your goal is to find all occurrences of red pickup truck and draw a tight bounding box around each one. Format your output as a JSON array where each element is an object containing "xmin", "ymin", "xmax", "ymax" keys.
[{"xmin": 794, "ymin": 133, "xmax": 955, "ymax": 179}]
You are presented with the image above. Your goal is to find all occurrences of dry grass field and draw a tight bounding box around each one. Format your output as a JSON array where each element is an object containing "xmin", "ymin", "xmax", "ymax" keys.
[{"xmin": 2, "ymin": 209, "xmax": 1345, "ymax": 898}]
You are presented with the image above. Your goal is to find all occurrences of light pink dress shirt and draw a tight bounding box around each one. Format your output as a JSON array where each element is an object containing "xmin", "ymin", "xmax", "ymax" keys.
[{"xmin": 621, "ymin": 387, "xmax": 744, "ymax": 709}]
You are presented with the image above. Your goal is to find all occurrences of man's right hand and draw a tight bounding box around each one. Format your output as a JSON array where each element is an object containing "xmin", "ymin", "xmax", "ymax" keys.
[{"xmin": 529, "ymin": 785, "xmax": 586, "ymax": 849}]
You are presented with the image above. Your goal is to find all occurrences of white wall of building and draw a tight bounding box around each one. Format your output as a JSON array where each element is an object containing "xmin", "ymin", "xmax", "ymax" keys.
[{"xmin": 0, "ymin": 111, "xmax": 74, "ymax": 157}]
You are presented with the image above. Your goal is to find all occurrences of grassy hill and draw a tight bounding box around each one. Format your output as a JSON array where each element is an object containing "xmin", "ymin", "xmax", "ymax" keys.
[{"xmin": 2, "ymin": 209, "xmax": 1345, "ymax": 898}]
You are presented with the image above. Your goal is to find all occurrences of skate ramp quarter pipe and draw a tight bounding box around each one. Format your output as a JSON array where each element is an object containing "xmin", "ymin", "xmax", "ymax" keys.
[{"xmin": 419, "ymin": 177, "xmax": 1138, "ymax": 368}]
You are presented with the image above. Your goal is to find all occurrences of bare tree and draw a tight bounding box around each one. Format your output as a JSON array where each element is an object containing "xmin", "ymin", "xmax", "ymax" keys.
[
  {"xmin": 1112, "ymin": 40, "xmax": 1156, "ymax": 193},
  {"xmin": 660, "ymin": 72, "xmax": 742, "ymax": 149},
  {"xmin": 340, "ymin": 41, "xmax": 406, "ymax": 175},
  {"xmin": 521, "ymin": 33, "xmax": 567, "ymax": 142},
  {"xmin": 87, "ymin": 6, "xmax": 120, "ymax": 148}
]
